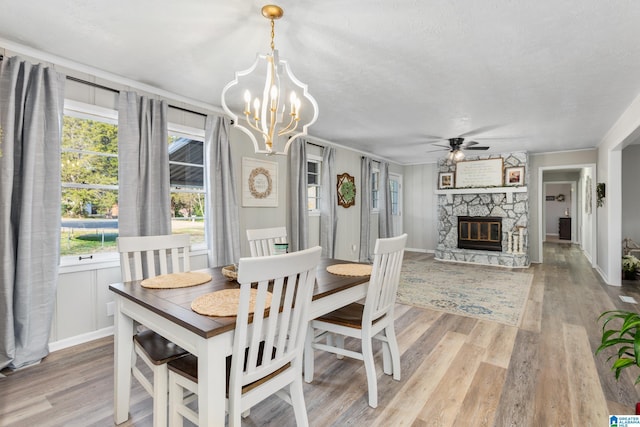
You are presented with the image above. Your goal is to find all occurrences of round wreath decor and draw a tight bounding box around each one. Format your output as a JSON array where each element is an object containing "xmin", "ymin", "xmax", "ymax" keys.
[
  {"xmin": 248, "ymin": 167, "xmax": 273, "ymax": 199},
  {"xmin": 340, "ymin": 181, "xmax": 355, "ymax": 202}
]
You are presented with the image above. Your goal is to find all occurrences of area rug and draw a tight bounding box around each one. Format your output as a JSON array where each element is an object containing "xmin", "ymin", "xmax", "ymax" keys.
[{"xmin": 397, "ymin": 258, "xmax": 534, "ymax": 326}]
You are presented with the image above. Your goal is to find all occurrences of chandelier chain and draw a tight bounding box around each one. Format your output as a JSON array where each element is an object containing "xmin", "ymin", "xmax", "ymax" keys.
[{"xmin": 270, "ymin": 19, "xmax": 276, "ymax": 51}]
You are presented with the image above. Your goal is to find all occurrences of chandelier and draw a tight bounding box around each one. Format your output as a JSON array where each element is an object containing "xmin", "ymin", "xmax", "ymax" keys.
[{"xmin": 221, "ymin": 5, "xmax": 318, "ymax": 155}]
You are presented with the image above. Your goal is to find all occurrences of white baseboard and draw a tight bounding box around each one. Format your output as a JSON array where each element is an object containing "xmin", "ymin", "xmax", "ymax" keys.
[
  {"xmin": 49, "ymin": 326, "xmax": 114, "ymax": 353},
  {"xmin": 594, "ymin": 265, "xmax": 616, "ymax": 286},
  {"xmin": 406, "ymin": 248, "xmax": 434, "ymax": 254}
]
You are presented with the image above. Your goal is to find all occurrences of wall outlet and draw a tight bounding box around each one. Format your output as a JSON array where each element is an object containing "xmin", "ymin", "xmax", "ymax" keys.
[
  {"xmin": 351, "ymin": 244, "xmax": 357, "ymax": 253},
  {"xmin": 106, "ymin": 301, "xmax": 115, "ymax": 317}
]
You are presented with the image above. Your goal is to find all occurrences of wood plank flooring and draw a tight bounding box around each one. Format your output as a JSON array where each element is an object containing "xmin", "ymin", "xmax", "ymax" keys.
[{"xmin": 2, "ymin": 242, "xmax": 640, "ymax": 426}]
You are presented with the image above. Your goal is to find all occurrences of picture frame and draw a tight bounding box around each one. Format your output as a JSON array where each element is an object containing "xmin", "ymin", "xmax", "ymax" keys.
[
  {"xmin": 439, "ymin": 172, "xmax": 455, "ymax": 189},
  {"xmin": 336, "ymin": 173, "xmax": 356, "ymax": 208},
  {"xmin": 504, "ymin": 166, "xmax": 525, "ymax": 186},
  {"xmin": 242, "ymin": 157, "xmax": 278, "ymax": 207},
  {"xmin": 455, "ymin": 158, "xmax": 503, "ymax": 188}
]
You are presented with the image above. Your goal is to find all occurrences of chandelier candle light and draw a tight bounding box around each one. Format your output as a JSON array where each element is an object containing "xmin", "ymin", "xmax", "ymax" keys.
[{"xmin": 221, "ymin": 4, "xmax": 318, "ymax": 155}]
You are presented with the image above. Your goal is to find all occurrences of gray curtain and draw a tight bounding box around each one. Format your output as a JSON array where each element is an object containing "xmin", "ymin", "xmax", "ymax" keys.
[
  {"xmin": 117, "ymin": 91, "xmax": 170, "ymax": 237},
  {"xmin": 0, "ymin": 56, "xmax": 65, "ymax": 369},
  {"xmin": 320, "ymin": 146, "xmax": 337, "ymax": 258},
  {"xmin": 204, "ymin": 115, "xmax": 240, "ymax": 267},
  {"xmin": 287, "ymin": 139, "xmax": 308, "ymax": 252},
  {"xmin": 378, "ymin": 161, "xmax": 393, "ymax": 238},
  {"xmin": 359, "ymin": 156, "xmax": 373, "ymax": 262}
]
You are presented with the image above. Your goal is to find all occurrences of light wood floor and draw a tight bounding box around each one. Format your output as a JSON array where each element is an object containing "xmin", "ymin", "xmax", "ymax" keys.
[{"xmin": 2, "ymin": 242, "xmax": 640, "ymax": 426}]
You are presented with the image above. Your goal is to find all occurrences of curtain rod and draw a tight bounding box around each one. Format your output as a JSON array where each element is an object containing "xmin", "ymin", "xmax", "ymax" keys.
[
  {"xmin": 0, "ymin": 55, "xmax": 208, "ymax": 119},
  {"xmin": 306, "ymin": 141, "xmax": 325, "ymax": 149},
  {"xmin": 65, "ymin": 76, "xmax": 208, "ymax": 118}
]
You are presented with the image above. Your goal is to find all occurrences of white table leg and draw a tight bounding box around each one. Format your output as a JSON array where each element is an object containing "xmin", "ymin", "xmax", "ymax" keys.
[
  {"xmin": 198, "ymin": 338, "xmax": 227, "ymax": 427},
  {"xmin": 114, "ymin": 297, "xmax": 134, "ymax": 424}
]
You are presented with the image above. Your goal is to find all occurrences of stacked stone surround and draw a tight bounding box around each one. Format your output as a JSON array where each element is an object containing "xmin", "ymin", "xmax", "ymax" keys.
[{"xmin": 435, "ymin": 152, "xmax": 530, "ymax": 267}]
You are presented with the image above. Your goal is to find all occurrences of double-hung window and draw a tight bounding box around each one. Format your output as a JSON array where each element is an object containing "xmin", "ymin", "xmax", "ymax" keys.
[
  {"xmin": 168, "ymin": 124, "xmax": 206, "ymax": 249},
  {"xmin": 371, "ymin": 166, "xmax": 380, "ymax": 211},
  {"xmin": 307, "ymin": 156, "xmax": 322, "ymax": 213},
  {"xmin": 60, "ymin": 102, "xmax": 119, "ymax": 260}
]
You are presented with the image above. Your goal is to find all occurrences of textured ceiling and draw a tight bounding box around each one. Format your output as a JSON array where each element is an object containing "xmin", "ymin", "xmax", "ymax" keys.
[{"xmin": 2, "ymin": 0, "xmax": 640, "ymax": 164}]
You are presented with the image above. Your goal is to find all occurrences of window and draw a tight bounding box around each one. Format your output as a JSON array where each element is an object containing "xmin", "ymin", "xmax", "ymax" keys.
[
  {"xmin": 390, "ymin": 177, "xmax": 399, "ymax": 215},
  {"xmin": 168, "ymin": 125, "xmax": 206, "ymax": 249},
  {"xmin": 371, "ymin": 168, "xmax": 380, "ymax": 211},
  {"xmin": 61, "ymin": 103, "xmax": 119, "ymax": 259},
  {"xmin": 307, "ymin": 158, "xmax": 321, "ymax": 212}
]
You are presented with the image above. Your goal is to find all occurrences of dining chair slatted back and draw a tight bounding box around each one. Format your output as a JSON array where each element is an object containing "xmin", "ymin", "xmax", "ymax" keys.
[
  {"xmin": 168, "ymin": 246, "xmax": 322, "ymax": 427},
  {"xmin": 116, "ymin": 234, "xmax": 191, "ymax": 427},
  {"xmin": 304, "ymin": 233, "xmax": 407, "ymax": 409},
  {"xmin": 363, "ymin": 234, "xmax": 408, "ymax": 326},
  {"xmin": 118, "ymin": 234, "xmax": 191, "ymax": 281},
  {"xmin": 246, "ymin": 226, "xmax": 287, "ymax": 257}
]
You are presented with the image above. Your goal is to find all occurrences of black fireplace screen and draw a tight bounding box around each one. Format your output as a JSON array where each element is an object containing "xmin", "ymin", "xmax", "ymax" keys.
[{"xmin": 458, "ymin": 216, "xmax": 502, "ymax": 251}]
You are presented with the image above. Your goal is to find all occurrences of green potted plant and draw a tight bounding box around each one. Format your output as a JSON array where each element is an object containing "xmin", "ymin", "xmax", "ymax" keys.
[
  {"xmin": 597, "ymin": 310, "xmax": 640, "ymax": 381},
  {"xmin": 597, "ymin": 310, "xmax": 640, "ymax": 413},
  {"xmin": 623, "ymin": 255, "xmax": 640, "ymax": 280}
]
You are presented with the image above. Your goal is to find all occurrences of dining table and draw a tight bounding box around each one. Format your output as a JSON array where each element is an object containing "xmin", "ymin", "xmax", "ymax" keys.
[{"xmin": 108, "ymin": 257, "xmax": 371, "ymax": 427}]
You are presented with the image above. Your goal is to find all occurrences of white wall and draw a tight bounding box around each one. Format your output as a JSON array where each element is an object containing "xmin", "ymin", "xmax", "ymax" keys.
[
  {"xmin": 402, "ymin": 163, "xmax": 438, "ymax": 252},
  {"xmin": 597, "ymin": 92, "xmax": 640, "ymax": 285}
]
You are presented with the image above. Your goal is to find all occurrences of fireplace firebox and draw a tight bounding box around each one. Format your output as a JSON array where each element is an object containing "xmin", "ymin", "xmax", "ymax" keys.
[{"xmin": 458, "ymin": 216, "xmax": 502, "ymax": 251}]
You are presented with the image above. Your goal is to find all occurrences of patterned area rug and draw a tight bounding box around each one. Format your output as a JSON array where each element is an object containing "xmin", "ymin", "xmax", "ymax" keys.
[{"xmin": 397, "ymin": 258, "xmax": 534, "ymax": 326}]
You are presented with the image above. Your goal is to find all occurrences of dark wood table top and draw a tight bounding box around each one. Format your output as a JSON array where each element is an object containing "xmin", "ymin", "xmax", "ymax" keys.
[{"xmin": 109, "ymin": 258, "xmax": 370, "ymax": 339}]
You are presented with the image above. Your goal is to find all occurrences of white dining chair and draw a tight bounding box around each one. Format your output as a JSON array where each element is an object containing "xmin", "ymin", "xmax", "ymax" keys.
[
  {"xmin": 117, "ymin": 234, "xmax": 192, "ymax": 427},
  {"xmin": 167, "ymin": 246, "xmax": 322, "ymax": 427},
  {"xmin": 246, "ymin": 226, "xmax": 287, "ymax": 257},
  {"xmin": 304, "ymin": 233, "xmax": 408, "ymax": 408}
]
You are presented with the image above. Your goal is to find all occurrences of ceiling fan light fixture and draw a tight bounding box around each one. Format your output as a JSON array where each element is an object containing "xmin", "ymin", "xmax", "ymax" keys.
[{"xmin": 448, "ymin": 149, "xmax": 465, "ymax": 162}]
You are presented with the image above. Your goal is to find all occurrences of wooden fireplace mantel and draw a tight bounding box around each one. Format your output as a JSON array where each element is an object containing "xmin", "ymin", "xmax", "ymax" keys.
[{"xmin": 435, "ymin": 186, "xmax": 527, "ymax": 203}]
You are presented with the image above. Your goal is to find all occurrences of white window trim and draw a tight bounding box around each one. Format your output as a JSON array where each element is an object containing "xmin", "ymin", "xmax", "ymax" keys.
[{"xmin": 64, "ymin": 99, "xmax": 118, "ymax": 123}]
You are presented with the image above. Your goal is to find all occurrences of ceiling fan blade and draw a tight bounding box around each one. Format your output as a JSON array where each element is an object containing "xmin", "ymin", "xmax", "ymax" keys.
[
  {"xmin": 425, "ymin": 148, "xmax": 449, "ymax": 153},
  {"xmin": 421, "ymin": 134, "xmax": 447, "ymax": 141},
  {"xmin": 464, "ymin": 140, "xmax": 479, "ymax": 147},
  {"xmin": 430, "ymin": 143, "xmax": 452, "ymax": 149},
  {"xmin": 458, "ymin": 125, "xmax": 504, "ymax": 138},
  {"xmin": 464, "ymin": 146, "xmax": 490, "ymax": 150}
]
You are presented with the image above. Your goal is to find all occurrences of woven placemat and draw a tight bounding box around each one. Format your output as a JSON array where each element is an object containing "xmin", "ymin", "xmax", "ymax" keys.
[
  {"xmin": 326, "ymin": 263, "xmax": 372, "ymax": 277},
  {"xmin": 191, "ymin": 289, "xmax": 272, "ymax": 317},
  {"xmin": 141, "ymin": 271, "xmax": 212, "ymax": 289}
]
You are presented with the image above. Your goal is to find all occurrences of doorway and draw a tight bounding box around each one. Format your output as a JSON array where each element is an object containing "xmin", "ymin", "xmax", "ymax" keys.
[{"xmin": 537, "ymin": 164, "xmax": 597, "ymax": 266}]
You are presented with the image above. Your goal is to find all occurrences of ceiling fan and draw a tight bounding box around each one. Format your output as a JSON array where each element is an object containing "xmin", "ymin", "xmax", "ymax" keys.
[{"xmin": 428, "ymin": 137, "xmax": 490, "ymax": 161}]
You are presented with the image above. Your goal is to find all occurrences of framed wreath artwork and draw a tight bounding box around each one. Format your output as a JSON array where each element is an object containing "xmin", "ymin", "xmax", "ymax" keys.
[
  {"xmin": 337, "ymin": 173, "xmax": 356, "ymax": 208},
  {"xmin": 242, "ymin": 157, "xmax": 278, "ymax": 207}
]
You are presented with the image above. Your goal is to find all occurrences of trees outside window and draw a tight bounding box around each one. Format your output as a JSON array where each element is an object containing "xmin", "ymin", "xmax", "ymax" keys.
[{"xmin": 60, "ymin": 110, "xmax": 119, "ymax": 258}]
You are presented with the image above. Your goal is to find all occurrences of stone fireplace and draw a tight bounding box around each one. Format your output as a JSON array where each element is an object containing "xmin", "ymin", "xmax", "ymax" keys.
[{"xmin": 435, "ymin": 152, "xmax": 529, "ymax": 267}]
